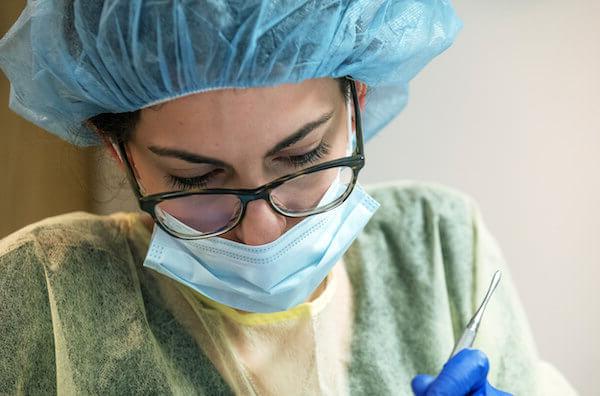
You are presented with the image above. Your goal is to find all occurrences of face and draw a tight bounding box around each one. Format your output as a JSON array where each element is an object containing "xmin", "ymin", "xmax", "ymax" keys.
[{"xmin": 121, "ymin": 78, "xmax": 366, "ymax": 245}]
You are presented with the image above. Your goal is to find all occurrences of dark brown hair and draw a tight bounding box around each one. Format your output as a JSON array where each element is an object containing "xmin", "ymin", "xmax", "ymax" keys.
[{"xmin": 88, "ymin": 77, "xmax": 352, "ymax": 144}]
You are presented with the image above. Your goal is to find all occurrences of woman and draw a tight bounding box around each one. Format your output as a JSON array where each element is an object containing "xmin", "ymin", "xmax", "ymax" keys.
[{"xmin": 0, "ymin": 1, "xmax": 576, "ymax": 395}]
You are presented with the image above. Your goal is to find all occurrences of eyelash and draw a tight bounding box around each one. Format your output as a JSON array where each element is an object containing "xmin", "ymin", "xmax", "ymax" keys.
[
  {"xmin": 166, "ymin": 141, "xmax": 332, "ymax": 190},
  {"xmin": 165, "ymin": 171, "xmax": 218, "ymax": 190},
  {"xmin": 280, "ymin": 141, "xmax": 331, "ymax": 167}
]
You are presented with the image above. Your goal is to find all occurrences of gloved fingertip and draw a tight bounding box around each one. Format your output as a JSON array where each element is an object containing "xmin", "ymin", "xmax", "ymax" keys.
[
  {"xmin": 411, "ymin": 374, "xmax": 435, "ymax": 395},
  {"xmin": 468, "ymin": 348, "xmax": 490, "ymax": 367},
  {"xmin": 454, "ymin": 348, "xmax": 491, "ymax": 381},
  {"xmin": 468, "ymin": 377, "xmax": 514, "ymax": 396},
  {"xmin": 430, "ymin": 349, "xmax": 491, "ymax": 393},
  {"xmin": 487, "ymin": 381, "xmax": 514, "ymax": 396}
]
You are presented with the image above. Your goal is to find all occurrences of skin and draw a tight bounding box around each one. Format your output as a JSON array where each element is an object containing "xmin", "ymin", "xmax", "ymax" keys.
[
  {"xmin": 105, "ymin": 78, "xmax": 367, "ymax": 306},
  {"xmin": 107, "ymin": 78, "xmax": 367, "ymax": 245}
]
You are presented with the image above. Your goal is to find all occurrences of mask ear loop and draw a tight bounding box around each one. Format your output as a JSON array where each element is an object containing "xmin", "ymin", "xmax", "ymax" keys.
[
  {"xmin": 345, "ymin": 97, "xmax": 356, "ymax": 157},
  {"xmin": 111, "ymin": 139, "xmax": 148, "ymax": 195},
  {"xmin": 109, "ymin": 140, "xmax": 124, "ymax": 163}
]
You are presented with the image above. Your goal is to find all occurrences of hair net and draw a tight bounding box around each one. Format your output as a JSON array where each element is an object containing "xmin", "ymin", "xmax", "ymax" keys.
[{"xmin": 0, "ymin": 0, "xmax": 461, "ymax": 146}]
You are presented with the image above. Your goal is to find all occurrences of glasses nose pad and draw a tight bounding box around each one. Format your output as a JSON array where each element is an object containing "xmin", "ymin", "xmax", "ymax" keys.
[
  {"xmin": 227, "ymin": 198, "xmax": 245, "ymax": 224},
  {"xmin": 268, "ymin": 192, "xmax": 285, "ymax": 210}
]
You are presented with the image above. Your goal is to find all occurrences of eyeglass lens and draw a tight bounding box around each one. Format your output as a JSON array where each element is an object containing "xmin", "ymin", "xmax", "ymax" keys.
[{"xmin": 155, "ymin": 165, "xmax": 354, "ymax": 237}]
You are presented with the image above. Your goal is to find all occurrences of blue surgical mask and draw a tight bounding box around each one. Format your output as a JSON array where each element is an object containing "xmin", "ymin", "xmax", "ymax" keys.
[{"xmin": 142, "ymin": 180, "xmax": 379, "ymax": 313}]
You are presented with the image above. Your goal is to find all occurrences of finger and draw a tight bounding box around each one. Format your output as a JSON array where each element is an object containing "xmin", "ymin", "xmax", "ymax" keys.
[
  {"xmin": 486, "ymin": 381, "xmax": 514, "ymax": 396},
  {"xmin": 426, "ymin": 349, "xmax": 490, "ymax": 395},
  {"xmin": 411, "ymin": 374, "xmax": 435, "ymax": 395},
  {"xmin": 470, "ymin": 381, "xmax": 514, "ymax": 396}
]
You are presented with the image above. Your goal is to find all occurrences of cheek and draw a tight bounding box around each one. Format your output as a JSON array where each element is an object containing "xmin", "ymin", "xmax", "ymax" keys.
[{"xmin": 285, "ymin": 216, "xmax": 304, "ymax": 231}]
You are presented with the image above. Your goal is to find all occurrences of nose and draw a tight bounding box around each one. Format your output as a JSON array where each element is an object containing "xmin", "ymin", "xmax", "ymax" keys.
[{"xmin": 233, "ymin": 199, "xmax": 286, "ymax": 245}]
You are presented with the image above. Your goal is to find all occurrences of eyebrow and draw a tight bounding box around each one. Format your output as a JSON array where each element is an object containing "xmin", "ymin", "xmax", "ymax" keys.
[{"xmin": 147, "ymin": 110, "xmax": 335, "ymax": 166}]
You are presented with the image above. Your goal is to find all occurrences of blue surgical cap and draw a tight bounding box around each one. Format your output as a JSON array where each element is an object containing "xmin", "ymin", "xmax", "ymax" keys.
[{"xmin": 0, "ymin": 0, "xmax": 461, "ymax": 146}]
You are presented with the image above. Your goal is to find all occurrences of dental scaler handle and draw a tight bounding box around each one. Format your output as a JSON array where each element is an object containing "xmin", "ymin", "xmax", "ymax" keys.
[{"xmin": 449, "ymin": 270, "xmax": 502, "ymax": 359}]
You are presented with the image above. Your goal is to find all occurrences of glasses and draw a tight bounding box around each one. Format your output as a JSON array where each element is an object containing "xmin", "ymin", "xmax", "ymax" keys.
[{"xmin": 117, "ymin": 77, "xmax": 365, "ymax": 240}]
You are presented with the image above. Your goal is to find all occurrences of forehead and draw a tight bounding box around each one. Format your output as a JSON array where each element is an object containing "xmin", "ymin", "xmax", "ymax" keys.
[{"xmin": 133, "ymin": 78, "xmax": 343, "ymax": 151}]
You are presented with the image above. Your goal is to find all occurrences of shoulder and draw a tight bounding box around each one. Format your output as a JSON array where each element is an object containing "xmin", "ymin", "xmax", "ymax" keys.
[
  {"xmin": 0, "ymin": 211, "xmax": 152, "ymax": 301},
  {"xmin": 0, "ymin": 211, "xmax": 143, "ymax": 305},
  {"xmin": 365, "ymin": 179, "xmax": 476, "ymax": 211},
  {"xmin": 361, "ymin": 179, "xmax": 478, "ymax": 239},
  {"xmin": 2, "ymin": 211, "xmax": 133, "ymax": 250},
  {"xmin": 0, "ymin": 211, "xmax": 149, "ymax": 269}
]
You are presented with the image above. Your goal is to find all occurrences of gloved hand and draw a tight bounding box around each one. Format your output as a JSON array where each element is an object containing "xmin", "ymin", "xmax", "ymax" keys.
[{"xmin": 411, "ymin": 349, "xmax": 513, "ymax": 396}]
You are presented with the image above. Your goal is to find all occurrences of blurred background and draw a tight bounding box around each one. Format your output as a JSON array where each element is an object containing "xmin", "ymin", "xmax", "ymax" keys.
[{"xmin": 1, "ymin": 0, "xmax": 598, "ymax": 394}]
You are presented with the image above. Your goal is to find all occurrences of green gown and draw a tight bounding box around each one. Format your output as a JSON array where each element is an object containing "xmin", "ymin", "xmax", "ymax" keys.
[{"xmin": 0, "ymin": 180, "xmax": 577, "ymax": 395}]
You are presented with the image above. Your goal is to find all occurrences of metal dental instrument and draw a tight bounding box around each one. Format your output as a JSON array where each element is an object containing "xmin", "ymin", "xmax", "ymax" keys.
[{"xmin": 449, "ymin": 270, "xmax": 502, "ymax": 359}]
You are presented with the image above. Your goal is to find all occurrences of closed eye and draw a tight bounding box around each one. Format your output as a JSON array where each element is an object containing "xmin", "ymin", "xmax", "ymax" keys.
[
  {"xmin": 278, "ymin": 141, "xmax": 331, "ymax": 168},
  {"xmin": 165, "ymin": 140, "xmax": 331, "ymax": 190},
  {"xmin": 165, "ymin": 169, "xmax": 223, "ymax": 190}
]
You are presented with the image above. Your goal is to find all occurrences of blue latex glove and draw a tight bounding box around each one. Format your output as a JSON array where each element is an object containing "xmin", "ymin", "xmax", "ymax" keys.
[{"xmin": 411, "ymin": 349, "xmax": 513, "ymax": 396}]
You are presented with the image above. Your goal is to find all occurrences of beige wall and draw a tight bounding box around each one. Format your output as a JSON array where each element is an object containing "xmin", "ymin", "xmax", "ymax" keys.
[{"xmin": 1, "ymin": 1, "xmax": 93, "ymax": 238}]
